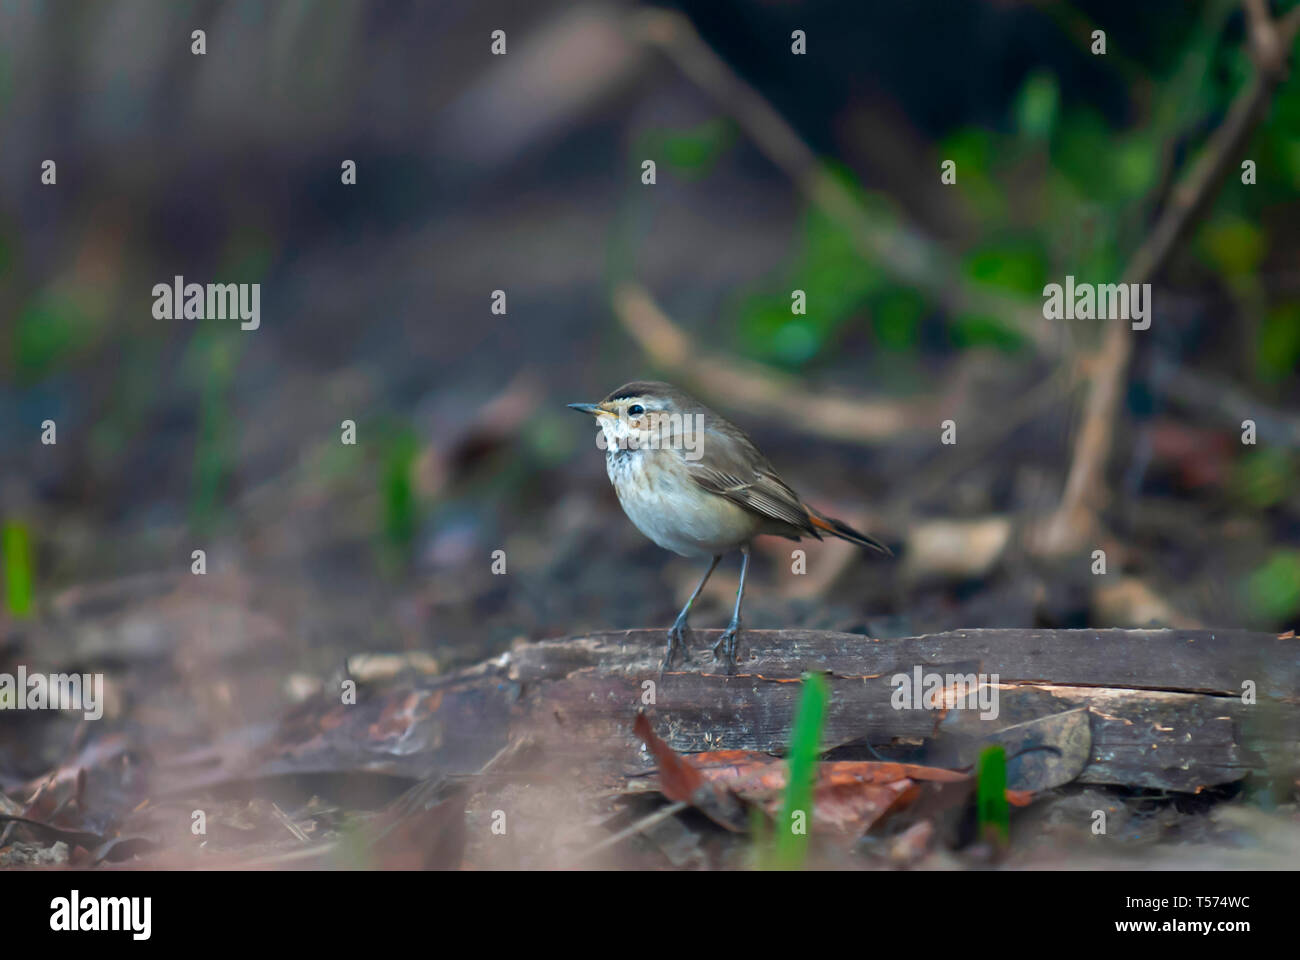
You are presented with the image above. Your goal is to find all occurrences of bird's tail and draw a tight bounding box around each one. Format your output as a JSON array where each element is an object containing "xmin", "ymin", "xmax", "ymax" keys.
[{"xmin": 808, "ymin": 510, "xmax": 893, "ymax": 556}]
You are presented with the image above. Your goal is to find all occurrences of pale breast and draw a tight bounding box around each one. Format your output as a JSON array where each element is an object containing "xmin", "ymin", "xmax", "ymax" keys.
[{"xmin": 606, "ymin": 448, "xmax": 760, "ymax": 557}]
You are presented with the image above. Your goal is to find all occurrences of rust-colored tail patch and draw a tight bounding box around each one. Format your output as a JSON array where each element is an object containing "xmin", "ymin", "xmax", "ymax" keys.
[{"xmin": 808, "ymin": 511, "xmax": 893, "ymax": 556}]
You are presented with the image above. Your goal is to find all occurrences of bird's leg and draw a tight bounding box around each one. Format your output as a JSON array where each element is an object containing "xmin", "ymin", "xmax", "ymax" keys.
[
  {"xmin": 663, "ymin": 555, "xmax": 721, "ymax": 673},
  {"xmin": 713, "ymin": 546, "xmax": 750, "ymax": 673}
]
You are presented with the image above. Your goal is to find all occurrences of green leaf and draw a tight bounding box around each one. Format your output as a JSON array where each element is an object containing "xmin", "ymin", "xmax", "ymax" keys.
[
  {"xmin": 656, "ymin": 118, "xmax": 735, "ymax": 180},
  {"xmin": 1244, "ymin": 550, "xmax": 1300, "ymax": 624},
  {"xmin": 1113, "ymin": 134, "xmax": 1159, "ymax": 200},
  {"xmin": 769, "ymin": 321, "xmax": 822, "ymax": 365},
  {"xmin": 1052, "ymin": 109, "xmax": 1120, "ymax": 202},
  {"xmin": 962, "ymin": 242, "xmax": 1048, "ymax": 296},
  {"xmin": 938, "ymin": 127, "xmax": 1006, "ymax": 221},
  {"xmin": 14, "ymin": 294, "xmax": 90, "ymax": 383},
  {"xmin": 1197, "ymin": 216, "xmax": 1265, "ymax": 280},
  {"xmin": 1257, "ymin": 304, "xmax": 1300, "ymax": 383},
  {"xmin": 1015, "ymin": 72, "xmax": 1059, "ymax": 142},
  {"xmin": 1277, "ymin": 135, "xmax": 1300, "ymax": 185},
  {"xmin": 950, "ymin": 314, "xmax": 1025, "ymax": 353},
  {"xmin": 872, "ymin": 287, "xmax": 925, "ymax": 351},
  {"xmin": 1232, "ymin": 448, "xmax": 1294, "ymax": 509},
  {"xmin": 733, "ymin": 175, "xmax": 886, "ymax": 367}
]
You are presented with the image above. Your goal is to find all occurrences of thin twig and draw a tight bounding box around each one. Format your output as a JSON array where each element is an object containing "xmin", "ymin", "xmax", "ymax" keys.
[
  {"xmin": 270, "ymin": 803, "xmax": 311, "ymax": 843},
  {"xmin": 1156, "ymin": 360, "xmax": 1300, "ymax": 448},
  {"xmin": 613, "ymin": 282, "xmax": 946, "ymax": 444},
  {"xmin": 568, "ymin": 800, "xmax": 689, "ymax": 864},
  {"xmin": 1034, "ymin": 0, "xmax": 1300, "ymax": 555}
]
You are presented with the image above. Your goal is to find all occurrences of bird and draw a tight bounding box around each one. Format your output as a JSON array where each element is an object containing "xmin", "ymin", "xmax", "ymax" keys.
[{"xmin": 568, "ymin": 380, "xmax": 891, "ymax": 673}]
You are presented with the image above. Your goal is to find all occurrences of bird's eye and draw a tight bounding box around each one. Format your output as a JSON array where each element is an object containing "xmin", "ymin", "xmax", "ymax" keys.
[{"xmin": 627, "ymin": 404, "xmax": 645, "ymax": 416}]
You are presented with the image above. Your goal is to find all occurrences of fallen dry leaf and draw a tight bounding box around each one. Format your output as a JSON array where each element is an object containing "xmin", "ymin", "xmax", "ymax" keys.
[
  {"xmin": 634, "ymin": 713, "xmax": 750, "ymax": 832},
  {"xmin": 643, "ymin": 743, "xmax": 1035, "ymax": 845}
]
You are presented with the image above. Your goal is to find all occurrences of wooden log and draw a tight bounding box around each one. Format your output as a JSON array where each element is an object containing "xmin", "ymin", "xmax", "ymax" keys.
[
  {"xmin": 512, "ymin": 627, "xmax": 1299, "ymax": 697},
  {"xmin": 512, "ymin": 628, "xmax": 1298, "ymax": 792},
  {"xmin": 244, "ymin": 628, "xmax": 1298, "ymax": 795}
]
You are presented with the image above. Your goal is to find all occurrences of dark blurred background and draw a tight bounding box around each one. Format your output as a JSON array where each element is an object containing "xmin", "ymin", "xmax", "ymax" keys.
[{"xmin": 1, "ymin": 0, "xmax": 1297, "ymax": 750}]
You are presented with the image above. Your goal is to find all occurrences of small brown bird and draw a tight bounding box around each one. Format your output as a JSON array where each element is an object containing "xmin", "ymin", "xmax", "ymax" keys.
[{"xmin": 569, "ymin": 380, "xmax": 891, "ymax": 673}]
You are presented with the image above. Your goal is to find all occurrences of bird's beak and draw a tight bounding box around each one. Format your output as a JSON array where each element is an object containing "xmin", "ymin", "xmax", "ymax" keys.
[{"xmin": 567, "ymin": 402, "xmax": 615, "ymax": 418}]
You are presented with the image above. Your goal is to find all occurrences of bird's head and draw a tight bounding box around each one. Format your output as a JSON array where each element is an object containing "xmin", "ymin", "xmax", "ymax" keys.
[{"xmin": 567, "ymin": 381, "xmax": 699, "ymax": 453}]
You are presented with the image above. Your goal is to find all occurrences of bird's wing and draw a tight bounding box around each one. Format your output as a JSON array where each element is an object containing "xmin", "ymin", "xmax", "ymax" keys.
[{"xmin": 684, "ymin": 427, "xmax": 820, "ymax": 537}]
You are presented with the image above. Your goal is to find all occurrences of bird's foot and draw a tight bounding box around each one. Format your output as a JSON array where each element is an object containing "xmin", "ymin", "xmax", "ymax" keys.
[
  {"xmin": 712, "ymin": 622, "xmax": 741, "ymax": 674},
  {"xmin": 661, "ymin": 618, "xmax": 692, "ymax": 676}
]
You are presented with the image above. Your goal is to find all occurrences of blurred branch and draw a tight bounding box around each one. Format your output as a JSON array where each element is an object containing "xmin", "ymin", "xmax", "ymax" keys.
[
  {"xmin": 1157, "ymin": 360, "xmax": 1300, "ymax": 448},
  {"xmin": 627, "ymin": 8, "xmax": 1059, "ymax": 354},
  {"xmin": 612, "ymin": 282, "xmax": 944, "ymax": 444},
  {"xmin": 1129, "ymin": 2, "xmax": 1298, "ymax": 283},
  {"xmin": 437, "ymin": 7, "xmax": 648, "ymax": 176},
  {"xmin": 1135, "ymin": 1, "xmax": 1240, "ymax": 237},
  {"xmin": 1027, "ymin": 0, "xmax": 1150, "ymax": 87},
  {"xmin": 1033, "ymin": 0, "xmax": 1300, "ymax": 556}
]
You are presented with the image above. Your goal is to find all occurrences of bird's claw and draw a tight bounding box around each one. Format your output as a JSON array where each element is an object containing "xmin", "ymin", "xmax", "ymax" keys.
[
  {"xmin": 661, "ymin": 620, "xmax": 692, "ymax": 675},
  {"xmin": 712, "ymin": 624, "xmax": 741, "ymax": 674}
]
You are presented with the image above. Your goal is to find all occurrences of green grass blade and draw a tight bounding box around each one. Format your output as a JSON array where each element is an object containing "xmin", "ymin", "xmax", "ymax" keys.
[
  {"xmin": 378, "ymin": 427, "xmax": 420, "ymax": 572},
  {"xmin": 772, "ymin": 671, "xmax": 828, "ymax": 869},
  {"xmin": 977, "ymin": 744, "xmax": 1010, "ymax": 848},
  {"xmin": 2, "ymin": 521, "xmax": 34, "ymax": 618}
]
